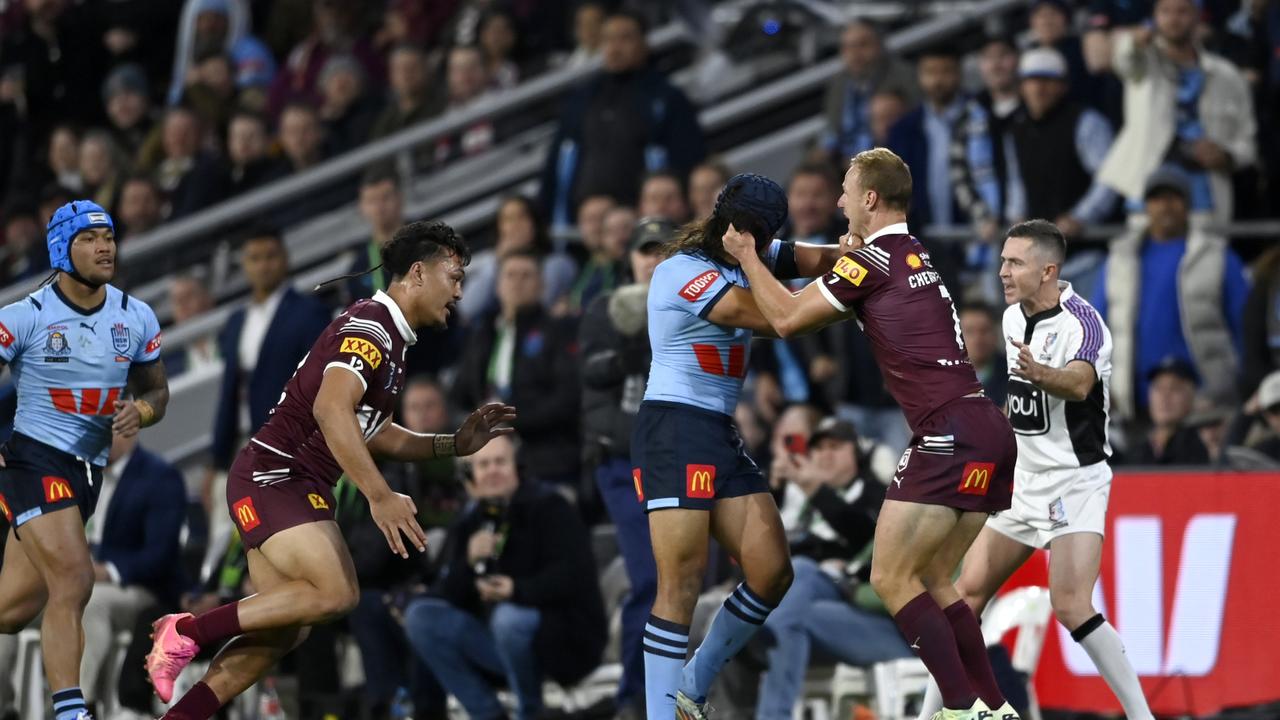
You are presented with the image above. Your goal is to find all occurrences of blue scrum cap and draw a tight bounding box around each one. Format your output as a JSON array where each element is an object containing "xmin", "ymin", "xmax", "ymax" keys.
[
  {"xmin": 47, "ymin": 200, "xmax": 114, "ymax": 273},
  {"xmin": 713, "ymin": 173, "xmax": 788, "ymax": 239}
]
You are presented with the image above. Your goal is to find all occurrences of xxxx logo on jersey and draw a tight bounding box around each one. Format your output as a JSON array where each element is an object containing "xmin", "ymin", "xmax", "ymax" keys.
[
  {"xmin": 339, "ymin": 336, "xmax": 382, "ymax": 369},
  {"xmin": 832, "ymin": 257, "xmax": 868, "ymax": 286}
]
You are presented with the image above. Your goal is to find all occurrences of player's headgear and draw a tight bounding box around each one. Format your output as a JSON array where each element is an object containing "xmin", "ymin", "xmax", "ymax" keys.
[
  {"xmin": 713, "ymin": 173, "xmax": 788, "ymax": 247},
  {"xmin": 46, "ymin": 200, "xmax": 114, "ymax": 286}
]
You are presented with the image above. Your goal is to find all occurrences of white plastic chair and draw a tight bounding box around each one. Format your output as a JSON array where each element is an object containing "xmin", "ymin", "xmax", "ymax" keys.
[{"xmin": 980, "ymin": 585, "xmax": 1054, "ymax": 720}]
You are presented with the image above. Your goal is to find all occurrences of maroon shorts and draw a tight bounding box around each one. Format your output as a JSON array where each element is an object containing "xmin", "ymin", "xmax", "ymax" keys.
[
  {"xmin": 224, "ymin": 442, "xmax": 337, "ymax": 549},
  {"xmin": 888, "ymin": 397, "xmax": 1016, "ymax": 513}
]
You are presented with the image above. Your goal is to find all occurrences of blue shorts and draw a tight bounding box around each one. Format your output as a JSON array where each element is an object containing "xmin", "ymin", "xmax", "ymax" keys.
[
  {"xmin": 0, "ymin": 432, "xmax": 102, "ymax": 533},
  {"xmin": 630, "ymin": 400, "xmax": 767, "ymax": 512}
]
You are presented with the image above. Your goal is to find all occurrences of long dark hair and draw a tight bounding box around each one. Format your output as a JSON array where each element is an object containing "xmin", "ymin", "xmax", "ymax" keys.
[{"xmin": 659, "ymin": 205, "xmax": 770, "ymax": 260}]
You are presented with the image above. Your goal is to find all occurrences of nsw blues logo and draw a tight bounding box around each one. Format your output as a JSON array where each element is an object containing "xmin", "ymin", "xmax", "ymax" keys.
[
  {"xmin": 44, "ymin": 330, "xmax": 70, "ymax": 356},
  {"xmin": 110, "ymin": 322, "xmax": 130, "ymax": 354}
]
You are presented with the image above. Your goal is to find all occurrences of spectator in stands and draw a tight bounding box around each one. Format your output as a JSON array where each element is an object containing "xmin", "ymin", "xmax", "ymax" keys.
[
  {"xmin": 1004, "ymin": 47, "xmax": 1117, "ymax": 238},
  {"xmin": 563, "ymin": 195, "xmax": 620, "ymax": 314},
  {"xmin": 277, "ymin": 100, "xmax": 327, "ymax": 174},
  {"xmin": 781, "ymin": 162, "xmax": 843, "ymax": 244},
  {"xmin": 457, "ymin": 195, "xmax": 577, "ymax": 323},
  {"xmin": 820, "ymin": 19, "xmax": 919, "ymax": 162},
  {"xmin": 102, "ymin": 63, "xmax": 155, "ymax": 161},
  {"xmin": 0, "ymin": 0, "xmax": 108, "ymax": 139},
  {"xmin": 151, "ymin": 105, "xmax": 226, "ymax": 218},
  {"xmin": 164, "ymin": 273, "xmax": 218, "ymax": 375},
  {"xmin": 1093, "ymin": 165, "xmax": 1248, "ymax": 421},
  {"xmin": 601, "ymin": 205, "xmax": 639, "ymax": 268},
  {"xmin": 369, "ymin": 43, "xmax": 441, "ymax": 168},
  {"xmin": 37, "ymin": 182, "xmax": 72, "ymax": 227},
  {"xmin": 404, "ymin": 435, "xmax": 606, "ymax": 720},
  {"xmin": 687, "ymin": 159, "xmax": 730, "ymax": 221},
  {"xmin": 181, "ymin": 48, "xmax": 238, "ymax": 138},
  {"xmin": 223, "ymin": 109, "xmax": 281, "ymax": 198},
  {"xmin": 345, "ymin": 376, "xmax": 458, "ymax": 719},
  {"xmin": 1243, "ymin": 247, "xmax": 1280, "ymax": 401},
  {"xmin": 766, "ymin": 404, "xmax": 823, "ymax": 488},
  {"xmin": 205, "ymin": 227, "xmax": 331, "ymax": 510},
  {"xmin": 115, "ymin": 175, "xmax": 164, "ymax": 242},
  {"xmin": 478, "ymin": 9, "xmax": 523, "ymax": 88},
  {"xmin": 579, "ymin": 217, "xmax": 668, "ymax": 717},
  {"xmin": 1026, "ymin": 0, "xmax": 1093, "ymax": 104},
  {"xmin": 759, "ymin": 417, "xmax": 908, "ymax": 720},
  {"xmin": 1098, "ymin": 0, "xmax": 1256, "ymax": 225},
  {"xmin": 318, "ymin": 55, "xmax": 379, "ymax": 157},
  {"xmin": 80, "ymin": 433, "xmax": 187, "ymax": 710},
  {"xmin": 1124, "ymin": 357, "xmax": 1211, "ymax": 464},
  {"xmin": 0, "ymin": 200, "xmax": 44, "ymax": 282},
  {"xmin": 78, "ymin": 131, "xmax": 126, "ymax": 213},
  {"xmin": 960, "ymin": 302, "xmax": 1008, "ymax": 406},
  {"xmin": 949, "ymin": 36, "xmax": 1019, "ymax": 240},
  {"xmin": 44, "ymin": 124, "xmax": 82, "ymax": 192},
  {"xmin": 452, "ymin": 250, "xmax": 583, "ymax": 488},
  {"xmin": 265, "ymin": 0, "xmax": 383, "ymax": 120},
  {"xmin": 97, "ymin": 0, "xmax": 182, "ymax": 92},
  {"xmin": 561, "ymin": 1, "xmax": 606, "ymax": 69},
  {"xmin": 345, "ymin": 165, "xmax": 405, "ymax": 302},
  {"xmin": 167, "ymin": 0, "xmax": 276, "ymax": 106},
  {"xmin": 434, "ymin": 45, "xmax": 498, "ymax": 165},
  {"xmin": 1246, "ymin": 371, "xmax": 1280, "ymax": 462},
  {"xmin": 638, "ymin": 169, "xmax": 691, "ymax": 223},
  {"xmin": 539, "ymin": 9, "xmax": 706, "ymax": 229},
  {"xmin": 867, "ymin": 89, "xmax": 908, "ymax": 147},
  {"xmin": 887, "ymin": 45, "xmax": 992, "ymax": 231}
]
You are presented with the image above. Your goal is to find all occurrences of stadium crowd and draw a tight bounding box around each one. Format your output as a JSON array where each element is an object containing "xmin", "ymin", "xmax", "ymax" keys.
[{"xmin": 2, "ymin": 0, "xmax": 1280, "ymax": 718}]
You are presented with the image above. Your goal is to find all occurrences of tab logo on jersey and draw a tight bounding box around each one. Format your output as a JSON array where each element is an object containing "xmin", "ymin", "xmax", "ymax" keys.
[
  {"xmin": 0, "ymin": 321, "xmax": 13, "ymax": 348},
  {"xmin": 145, "ymin": 332, "xmax": 162, "ymax": 354},
  {"xmin": 1007, "ymin": 380, "xmax": 1050, "ymax": 435},
  {"xmin": 632, "ymin": 468, "xmax": 644, "ymax": 502},
  {"xmin": 111, "ymin": 323, "xmax": 130, "ymax": 354},
  {"xmin": 686, "ymin": 464, "xmax": 716, "ymax": 499},
  {"xmin": 307, "ymin": 493, "xmax": 329, "ymax": 510},
  {"xmin": 680, "ymin": 271, "xmax": 721, "ymax": 302},
  {"xmin": 339, "ymin": 337, "xmax": 382, "ymax": 369},
  {"xmin": 42, "ymin": 476, "xmax": 75, "ymax": 503},
  {"xmin": 0, "ymin": 493, "xmax": 11, "ymax": 523},
  {"xmin": 832, "ymin": 257, "xmax": 868, "ymax": 286},
  {"xmin": 958, "ymin": 462, "xmax": 995, "ymax": 496},
  {"xmin": 233, "ymin": 497, "xmax": 261, "ymax": 531}
]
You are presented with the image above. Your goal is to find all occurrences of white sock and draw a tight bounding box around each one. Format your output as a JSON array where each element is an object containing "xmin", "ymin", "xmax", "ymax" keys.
[
  {"xmin": 917, "ymin": 677, "xmax": 943, "ymax": 720},
  {"xmin": 1074, "ymin": 615, "xmax": 1154, "ymax": 720}
]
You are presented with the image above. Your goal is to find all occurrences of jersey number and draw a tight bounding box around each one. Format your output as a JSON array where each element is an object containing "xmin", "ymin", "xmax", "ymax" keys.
[
  {"xmin": 939, "ymin": 285, "xmax": 966, "ymax": 352},
  {"xmin": 692, "ymin": 343, "xmax": 747, "ymax": 378}
]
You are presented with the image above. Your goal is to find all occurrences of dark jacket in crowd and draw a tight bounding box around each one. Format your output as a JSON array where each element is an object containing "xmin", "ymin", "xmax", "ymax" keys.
[
  {"xmin": 539, "ymin": 66, "xmax": 706, "ymax": 227},
  {"xmin": 451, "ymin": 306, "xmax": 581, "ymax": 481},
  {"xmin": 94, "ymin": 447, "xmax": 188, "ymax": 606},
  {"xmin": 1125, "ymin": 426, "xmax": 1211, "ymax": 466},
  {"xmin": 434, "ymin": 483, "xmax": 607, "ymax": 686},
  {"xmin": 788, "ymin": 475, "xmax": 885, "ymax": 565},
  {"xmin": 210, "ymin": 288, "xmax": 331, "ymax": 468},
  {"xmin": 579, "ymin": 288, "xmax": 650, "ymax": 461}
]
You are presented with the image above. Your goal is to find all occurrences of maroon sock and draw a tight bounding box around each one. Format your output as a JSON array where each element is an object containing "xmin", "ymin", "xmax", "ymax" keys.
[
  {"xmin": 162, "ymin": 682, "xmax": 222, "ymax": 720},
  {"xmin": 893, "ymin": 592, "xmax": 978, "ymax": 709},
  {"xmin": 943, "ymin": 599, "xmax": 1006, "ymax": 708},
  {"xmin": 177, "ymin": 601, "xmax": 242, "ymax": 647}
]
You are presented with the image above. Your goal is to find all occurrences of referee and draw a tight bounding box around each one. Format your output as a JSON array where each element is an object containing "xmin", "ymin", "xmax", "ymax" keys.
[{"xmin": 917, "ymin": 220, "xmax": 1153, "ymax": 720}]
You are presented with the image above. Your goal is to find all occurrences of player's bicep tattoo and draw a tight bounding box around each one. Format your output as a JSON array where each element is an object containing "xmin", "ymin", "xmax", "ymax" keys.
[{"xmin": 128, "ymin": 358, "xmax": 171, "ymax": 413}]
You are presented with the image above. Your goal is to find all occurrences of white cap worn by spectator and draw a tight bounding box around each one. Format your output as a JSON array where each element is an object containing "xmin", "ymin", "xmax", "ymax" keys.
[
  {"xmin": 1258, "ymin": 371, "xmax": 1280, "ymax": 412},
  {"xmin": 1018, "ymin": 46, "xmax": 1068, "ymax": 80}
]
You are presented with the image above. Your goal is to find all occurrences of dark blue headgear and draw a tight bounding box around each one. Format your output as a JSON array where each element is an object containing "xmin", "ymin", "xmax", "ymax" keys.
[
  {"xmin": 713, "ymin": 173, "xmax": 788, "ymax": 242},
  {"xmin": 47, "ymin": 200, "xmax": 114, "ymax": 274}
]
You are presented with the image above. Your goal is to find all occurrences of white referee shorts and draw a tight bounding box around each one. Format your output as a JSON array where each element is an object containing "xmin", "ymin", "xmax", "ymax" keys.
[{"xmin": 986, "ymin": 461, "xmax": 1112, "ymax": 549}]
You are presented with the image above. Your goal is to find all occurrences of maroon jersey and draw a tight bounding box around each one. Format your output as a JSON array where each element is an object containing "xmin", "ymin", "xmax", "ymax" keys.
[
  {"xmin": 251, "ymin": 290, "xmax": 413, "ymax": 485},
  {"xmin": 815, "ymin": 224, "xmax": 982, "ymax": 432}
]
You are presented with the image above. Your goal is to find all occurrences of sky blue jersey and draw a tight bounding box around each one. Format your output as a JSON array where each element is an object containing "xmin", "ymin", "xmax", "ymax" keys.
[
  {"xmin": 0, "ymin": 284, "xmax": 162, "ymax": 465},
  {"xmin": 644, "ymin": 240, "xmax": 785, "ymax": 416}
]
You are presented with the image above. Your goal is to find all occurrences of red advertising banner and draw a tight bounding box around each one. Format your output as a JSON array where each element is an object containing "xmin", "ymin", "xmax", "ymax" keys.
[{"xmin": 1000, "ymin": 471, "xmax": 1280, "ymax": 717}]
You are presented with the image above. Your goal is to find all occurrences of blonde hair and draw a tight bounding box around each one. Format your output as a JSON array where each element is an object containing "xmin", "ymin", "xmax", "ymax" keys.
[{"xmin": 849, "ymin": 148, "xmax": 912, "ymax": 212}]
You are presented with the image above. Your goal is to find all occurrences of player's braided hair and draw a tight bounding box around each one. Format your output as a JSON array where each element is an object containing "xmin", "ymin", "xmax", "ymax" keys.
[{"xmin": 315, "ymin": 220, "xmax": 470, "ymax": 290}]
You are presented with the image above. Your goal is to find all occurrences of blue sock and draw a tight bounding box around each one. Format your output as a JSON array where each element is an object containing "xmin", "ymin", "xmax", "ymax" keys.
[
  {"xmin": 680, "ymin": 582, "xmax": 776, "ymax": 703},
  {"xmin": 52, "ymin": 687, "xmax": 87, "ymax": 720},
  {"xmin": 643, "ymin": 615, "xmax": 689, "ymax": 720}
]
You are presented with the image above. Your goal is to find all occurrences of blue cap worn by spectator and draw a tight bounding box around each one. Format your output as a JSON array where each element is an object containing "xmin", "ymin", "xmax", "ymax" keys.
[
  {"xmin": 714, "ymin": 173, "xmax": 788, "ymax": 246},
  {"xmin": 233, "ymin": 39, "xmax": 276, "ymax": 89},
  {"xmin": 102, "ymin": 63, "xmax": 149, "ymax": 104},
  {"xmin": 1018, "ymin": 46, "xmax": 1068, "ymax": 80},
  {"xmin": 1147, "ymin": 355, "xmax": 1198, "ymax": 384},
  {"xmin": 46, "ymin": 201, "xmax": 114, "ymax": 284},
  {"xmin": 1143, "ymin": 164, "xmax": 1192, "ymax": 200}
]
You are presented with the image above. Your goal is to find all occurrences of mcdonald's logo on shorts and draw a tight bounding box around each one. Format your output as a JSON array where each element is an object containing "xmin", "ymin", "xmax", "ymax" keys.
[
  {"xmin": 958, "ymin": 462, "xmax": 995, "ymax": 496},
  {"xmin": 686, "ymin": 464, "xmax": 716, "ymax": 499},
  {"xmin": 233, "ymin": 496, "xmax": 261, "ymax": 531},
  {"xmin": 0, "ymin": 492, "xmax": 11, "ymax": 522},
  {"xmin": 42, "ymin": 476, "xmax": 74, "ymax": 503},
  {"xmin": 307, "ymin": 493, "xmax": 330, "ymax": 510},
  {"xmin": 632, "ymin": 468, "xmax": 644, "ymax": 502}
]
